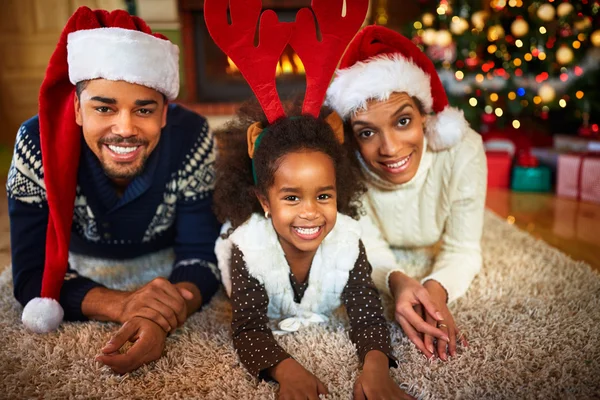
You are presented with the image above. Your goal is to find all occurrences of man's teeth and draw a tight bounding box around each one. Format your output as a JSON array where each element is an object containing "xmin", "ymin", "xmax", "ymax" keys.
[
  {"xmin": 386, "ymin": 155, "xmax": 410, "ymax": 168},
  {"xmin": 108, "ymin": 145, "xmax": 138, "ymax": 155},
  {"xmin": 295, "ymin": 227, "xmax": 320, "ymax": 235}
]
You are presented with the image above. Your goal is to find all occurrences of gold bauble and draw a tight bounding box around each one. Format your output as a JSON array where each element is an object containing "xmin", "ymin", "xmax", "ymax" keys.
[
  {"xmin": 450, "ymin": 17, "xmax": 469, "ymax": 35},
  {"xmin": 435, "ymin": 30, "xmax": 453, "ymax": 47},
  {"xmin": 471, "ymin": 10, "xmax": 490, "ymax": 30},
  {"xmin": 557, "ymin": 2, "xmax": 574, "ymax": 17},
  {"xmin": 537, "ymin": 4, "xmax": 556, "ymax": 22},
  {"xmin": 422, "ymin": 13, "xmax": 435, "ymax": 27},
  {"xmin": 538, "ymin": 84, "xmax": 556, "ymax": 103},
  {"xmin": 574, "ymin": 17, "xmax": 592, "ymax": 31},
  {"xmin": 511, "ymin": 18, "xmax": 529, "ymax": 37},
  {"xmin": 591, "ymin": 30, "xmax": 600, "ymax": 47},
  {"xmin": 487, "ymin": 25, "xmax": 505, "ymax": 42},
  {"xmin": 422, "ymin": 29, "xmax": 437, "ymax": 46},
  {"xmin": 556, "ymin": 45, "xmax": 574, "ymax": 65}
]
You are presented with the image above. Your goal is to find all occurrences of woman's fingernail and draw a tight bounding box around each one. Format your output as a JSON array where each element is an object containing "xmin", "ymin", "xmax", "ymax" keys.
[{"xmin": 428, "ymin": 345, "xmax": 434, "ymax": 353}]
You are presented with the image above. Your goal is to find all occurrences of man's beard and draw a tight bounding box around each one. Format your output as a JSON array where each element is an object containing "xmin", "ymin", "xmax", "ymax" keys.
[{"xmin": 97, "ymin": 135, "xmax": 150, "ymax": 181}]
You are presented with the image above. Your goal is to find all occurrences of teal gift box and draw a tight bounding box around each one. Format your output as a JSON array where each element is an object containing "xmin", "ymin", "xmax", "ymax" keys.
[{"xmin": 511, "ymin": 165, "xmax": 552, "ymax": 192}]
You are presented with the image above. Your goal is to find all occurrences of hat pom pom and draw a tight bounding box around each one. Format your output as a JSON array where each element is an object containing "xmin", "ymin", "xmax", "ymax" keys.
[
  {"xmin": 425, "ymin": 106, "xmax": 469, "ymax": 151},
  {"xmin": 22, "ymin": 297, "xmax": 64, "ymax": 333}
]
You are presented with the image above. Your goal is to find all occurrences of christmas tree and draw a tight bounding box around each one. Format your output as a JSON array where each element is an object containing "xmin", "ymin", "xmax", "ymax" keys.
[{"xmin": 403, "ymin": 0, "xmax": 600, "ymax": 136}]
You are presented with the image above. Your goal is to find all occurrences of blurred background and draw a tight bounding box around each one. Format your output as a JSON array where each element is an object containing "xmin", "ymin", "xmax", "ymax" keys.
[{"xmin": 0, "ymin": 0, "xmax": 599, "ymax": 268}]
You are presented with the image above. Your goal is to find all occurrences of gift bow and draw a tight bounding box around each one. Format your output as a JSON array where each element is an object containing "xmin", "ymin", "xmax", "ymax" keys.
[{"xmin": 272, "ymin": 312, "xmax": 329, "ymax": 335}]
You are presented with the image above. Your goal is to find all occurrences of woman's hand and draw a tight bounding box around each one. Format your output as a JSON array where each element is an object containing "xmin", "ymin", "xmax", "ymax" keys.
[
  {"xmin": 269, "ymin": 358, "xmax": 329, "ymax": 400},
  {"xmin": 388, "ymin": 271, "xmax": 449, "ymax": 358},
  {"xmin": 353, "ymin": 351, "xmax": 415, "ymax": 400},
  {"xmin": 421, "ymin": 280, "xmax": 468, "ymax": 360}
]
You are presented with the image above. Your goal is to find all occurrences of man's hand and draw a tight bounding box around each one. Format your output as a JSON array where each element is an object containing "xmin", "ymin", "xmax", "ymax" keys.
[
  {"xmin": 389, "ymin": 271, "xmax": 449, "ymax": 358},
  {"xmin": 353, "ymin": 351, "xmax": 414, "ymax": 400},
  {"xmin": 269, "ymin": 358, "xmax": 329, "ymax": 400},
  {"xmin": 96, "ymin": 317, "xmax": 167, "ymax": 374}
]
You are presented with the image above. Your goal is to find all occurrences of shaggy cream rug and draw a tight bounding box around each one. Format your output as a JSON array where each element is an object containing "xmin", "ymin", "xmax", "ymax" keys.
[{"xmin": 1, "ymin": 211, "xmax": 599, "ymax": 400}]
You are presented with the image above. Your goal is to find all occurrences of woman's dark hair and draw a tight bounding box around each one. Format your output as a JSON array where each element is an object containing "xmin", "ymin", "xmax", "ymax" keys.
[{"xmin": 214, "ymin": 99, "xmax": 366, "ymax": 228}]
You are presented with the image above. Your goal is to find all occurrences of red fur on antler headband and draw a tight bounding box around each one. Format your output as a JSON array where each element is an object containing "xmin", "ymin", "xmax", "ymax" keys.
[{"xmin": 204, "ymin": 0, "xmax": 368, "ymax": 123}]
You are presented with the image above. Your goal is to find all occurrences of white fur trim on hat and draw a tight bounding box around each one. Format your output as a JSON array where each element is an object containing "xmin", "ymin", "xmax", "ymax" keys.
[
  {"xmin": 424, "ymin": 106, "xmax": 469, "ymax": 151},
  {"xmin": 67, "ymin": 27, "xmax": 180, "ymax": 100},
  {"xmin": 326, "ymin": 54, "xmax": 434, "ymax": 119},
  {"xmin": 22, "ymin": 297, "xmax": 64, "ymax": 333}
]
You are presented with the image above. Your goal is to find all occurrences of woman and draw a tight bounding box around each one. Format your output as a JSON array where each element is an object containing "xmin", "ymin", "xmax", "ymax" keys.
[{"xmin": 326, "ymin": 26, "xmax": 487, "ymax": 361}]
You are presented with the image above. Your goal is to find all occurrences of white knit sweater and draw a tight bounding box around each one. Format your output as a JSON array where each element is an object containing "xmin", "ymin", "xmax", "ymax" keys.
[{"xmin": 359, "ymin": 129, "xmax": 487, "ymax": 303}]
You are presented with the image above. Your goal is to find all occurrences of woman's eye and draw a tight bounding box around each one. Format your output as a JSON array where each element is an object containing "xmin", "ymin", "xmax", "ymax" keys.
[
  {"xmin": 284, "ymin": 196, "xmax": 299, "ymax": 201},
  {"xmin": 358, "ymin": 130, "xmax": 375, "ymax": 139},
  {"xmin": 398, "ymin": 117, "xmax": 411, "ymax": 127}
]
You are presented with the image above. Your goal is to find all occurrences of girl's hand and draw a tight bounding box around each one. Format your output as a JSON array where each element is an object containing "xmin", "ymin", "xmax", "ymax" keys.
[
  {"xmin": 421, "ymin": 280, "xmax": 468, "ymax": 361},
  {"xmin": 353, "ymin": 351, "xmax": 415, "ymax": 400},
  {"xmin": 389, "ymin": 271, "xmax": 449, "ymax": 358},
  {"xmin": 269, "ymin": 358, "xmax": 329, "ymax": 400}
]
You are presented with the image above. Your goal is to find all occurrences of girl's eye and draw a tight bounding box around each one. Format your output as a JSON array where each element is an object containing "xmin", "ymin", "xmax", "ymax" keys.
[
  {"xmin": 317, "ymin": 194, "xmax": 332, "ymax": 200},
  {"xmin": 398, "ymin": 117, "xmax": 411, "ymax": 127},
  {"xmin": 358, "ymin": 130, "xmax": 375, "ymax": 139},
  {"xmin": 95, "ymin": 107, "xmax": 111, "ymax": 113},
  {"xmin": 284, "ymin": 196, "xmax": 299, "ymax": 201}
]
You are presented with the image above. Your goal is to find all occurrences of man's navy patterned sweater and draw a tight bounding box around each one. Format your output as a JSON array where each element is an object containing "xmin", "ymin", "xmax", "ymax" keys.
[{"xmin": 7, "ymin": 104, "xmax": 221, "ymax": 320}]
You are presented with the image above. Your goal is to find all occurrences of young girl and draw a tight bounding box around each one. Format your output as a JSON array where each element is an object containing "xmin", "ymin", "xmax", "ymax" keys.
[{"xmin": 213, "ymin": 102, "xmax": 414, "ymax": 400}]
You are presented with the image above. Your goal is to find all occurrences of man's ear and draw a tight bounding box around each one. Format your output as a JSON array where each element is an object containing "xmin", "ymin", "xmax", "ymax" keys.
[{"xmin": 74, "ymin": 93, "xmax": 83, "ymax": 127}]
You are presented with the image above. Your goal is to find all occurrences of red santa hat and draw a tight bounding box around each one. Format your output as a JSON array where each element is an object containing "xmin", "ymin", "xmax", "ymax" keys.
[
  {"xmin": 21, "ymin": 6, "xmax": 179, "ymax": 333},
  {"xmin": 326, "ymin": 25, "xmax": 468, "ymax": 150}
]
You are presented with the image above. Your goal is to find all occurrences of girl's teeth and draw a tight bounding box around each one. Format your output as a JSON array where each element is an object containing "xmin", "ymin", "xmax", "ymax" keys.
[
  {"xmin": 386, "ymin": 156, "xmax": 410, "ymax": 168},
  {"xmin": 108, "ymin": 145, "xmax": 138, "ymax": 155},
  {"xmin": 295, "ymin": 227, "xmax": 319, "ymax": 235}
]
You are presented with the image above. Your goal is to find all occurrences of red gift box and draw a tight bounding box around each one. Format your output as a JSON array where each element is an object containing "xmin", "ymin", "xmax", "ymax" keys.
[
  {"xmin": 557, "ymin": 152, "xmax": 600, "ymax": 204},
  {"xmin": 486, "ymin": 150, "xmax": 512, "ymax": 189}
]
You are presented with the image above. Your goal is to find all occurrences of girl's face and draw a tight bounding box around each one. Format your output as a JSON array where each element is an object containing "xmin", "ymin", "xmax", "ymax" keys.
[
  {"xmin": 258, "ymin": 150, "xmax": 338, "ymax": 257},
  {"xmin": 349, "ymin": 92, "xmax": 425, "ymax": 185}
]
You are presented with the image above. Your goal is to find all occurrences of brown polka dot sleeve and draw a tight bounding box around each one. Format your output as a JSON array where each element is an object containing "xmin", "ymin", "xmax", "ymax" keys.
[
  {"xmin": 342, "ymin": 241, "xmax": 398, "ymax": 368},
  {"xmin": 230, "ymin": 246, "xmax": 291, "ymax": 378}
]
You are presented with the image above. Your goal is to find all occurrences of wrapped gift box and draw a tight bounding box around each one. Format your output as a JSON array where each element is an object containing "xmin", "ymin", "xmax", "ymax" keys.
[
  {"xmin": 556, "ymin": 153, "xmax": 600, "ymax": 204},
  {"xmin": 486, "ymin": 151, "xmax": 512, "ymax": 189},
  {"xmin": 511, "ymin": 166, "xmax": 552, "ymax": 192}
]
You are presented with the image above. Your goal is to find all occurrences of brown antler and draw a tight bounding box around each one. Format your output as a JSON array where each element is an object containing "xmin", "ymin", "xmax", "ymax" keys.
[
  {"xmin": 204, "ymin": 0, "xmax": 293, "ymax": 123},
  {"xmin": 290, "ymin": 0, "xmax": 368, "ymax": 117}
]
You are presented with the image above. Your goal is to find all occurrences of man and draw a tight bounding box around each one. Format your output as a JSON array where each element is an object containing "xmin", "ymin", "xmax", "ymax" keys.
[{"xmin": 6, "ymin": 7, "xmax": 220, "ymax": 374}]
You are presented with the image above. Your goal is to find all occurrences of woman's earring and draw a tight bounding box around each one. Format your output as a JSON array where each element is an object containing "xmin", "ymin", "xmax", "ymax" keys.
[{"xmin": 265, "ymin": 211, "xmax": 270, "ymax": 219}]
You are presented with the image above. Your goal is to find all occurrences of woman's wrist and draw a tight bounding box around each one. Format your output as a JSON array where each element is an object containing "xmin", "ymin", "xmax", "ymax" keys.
[
  {"xmin": 423, "ymin": 279, "xmax": 448, "ymax": 303},
  {"xmin": 388, "ymin": 270, "xmax": 409, "ymax": 297}
]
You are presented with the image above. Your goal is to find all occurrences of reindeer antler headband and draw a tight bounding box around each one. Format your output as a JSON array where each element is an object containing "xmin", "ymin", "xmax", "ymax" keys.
[{"xmin": 204, "ymin": 0, "xmax": 368, "ymax": 159}]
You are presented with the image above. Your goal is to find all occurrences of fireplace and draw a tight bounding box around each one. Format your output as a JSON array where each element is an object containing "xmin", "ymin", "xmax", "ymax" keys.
[{"xmin": 178, "ymin": 0, "xmax": 313, "ymax": 109}]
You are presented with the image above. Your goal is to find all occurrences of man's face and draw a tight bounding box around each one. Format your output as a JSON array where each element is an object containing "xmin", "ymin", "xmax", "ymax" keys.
[{"xmin": 74, "ymin": 79, "xmax": 168, "ymax": 185}]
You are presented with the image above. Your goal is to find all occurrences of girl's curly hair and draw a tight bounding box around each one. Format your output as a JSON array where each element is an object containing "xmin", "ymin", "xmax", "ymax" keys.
[{"xmin": 213, "ymin": 99, "xmax": 366, "ymax": 228}]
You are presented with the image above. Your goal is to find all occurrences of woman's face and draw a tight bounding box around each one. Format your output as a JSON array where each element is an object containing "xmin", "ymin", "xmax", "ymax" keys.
[{"xmin": 349, "ymin": 92, "xmax": 425, "ymax": 185}]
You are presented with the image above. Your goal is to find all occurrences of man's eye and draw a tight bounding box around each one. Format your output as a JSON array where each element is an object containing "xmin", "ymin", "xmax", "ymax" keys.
[
  {"xmin": 398, "ymin": 117, "xmax": 411, "ymax": 127},
  {"xmin": 95, "ymin": 107, "xmax": 111, "ymax": 113},
  {"xmin": 138, "ymin": 108, "xmax": 153, "ymax": 115}
]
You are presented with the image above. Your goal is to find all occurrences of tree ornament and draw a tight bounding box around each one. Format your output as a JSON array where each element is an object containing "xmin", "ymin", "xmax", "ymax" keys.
[
  {"xmin": 556, "ymin": 45, "xmax": 574, "ymax": 65},
  {"xmin": 511, "ymin": 18, "xmax": 529, "ymax": 37},
  {"xmin": 557, "ymin": 2, "xmax": 574, "ymax": 17},
  {"xmin": 537, "ymin": 4, "xmax": 556, "ymax": 22},
  {"xmin": 471, "ymin": 10, "xmax": 490, "ymax": 30},
  {"xmin": 487, "ymin": 25, "xmax": 505, "ymax": 41},
  {"xmin": 538, "ymin": 84, "xmax": 556, "ymax": 103},
  {"xmin": 435, "ymin": 29, "xmax": 453, "ymax": 47},
  {"xmin": 422, "ymin": 12, "xmax": 435, "ymax": 27},
  {"xmin": 574, "ymin": 17, "xmax": 592, "ymax": 31},
  {"xmin": 591, "ymin": 30, "xmax": 600, "ymax": 47},
  {"xmin": 450, "ymin": 17, "xmax": 469, "ymax": 35}
]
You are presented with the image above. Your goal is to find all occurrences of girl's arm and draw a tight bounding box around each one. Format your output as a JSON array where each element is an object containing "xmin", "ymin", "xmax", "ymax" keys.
[
  {"xmin": 342, "ymin": 241, "xmax": 397, "ymax": 368},
  {"xmin": 230, "ymin": 246, "xmax": 290, "ymax": 378}
]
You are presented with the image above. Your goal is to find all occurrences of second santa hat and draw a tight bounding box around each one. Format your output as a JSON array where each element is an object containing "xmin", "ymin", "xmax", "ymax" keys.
[{"xmin": 326, "ymin": 25, "xmax": 469, "ymax": 151}]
